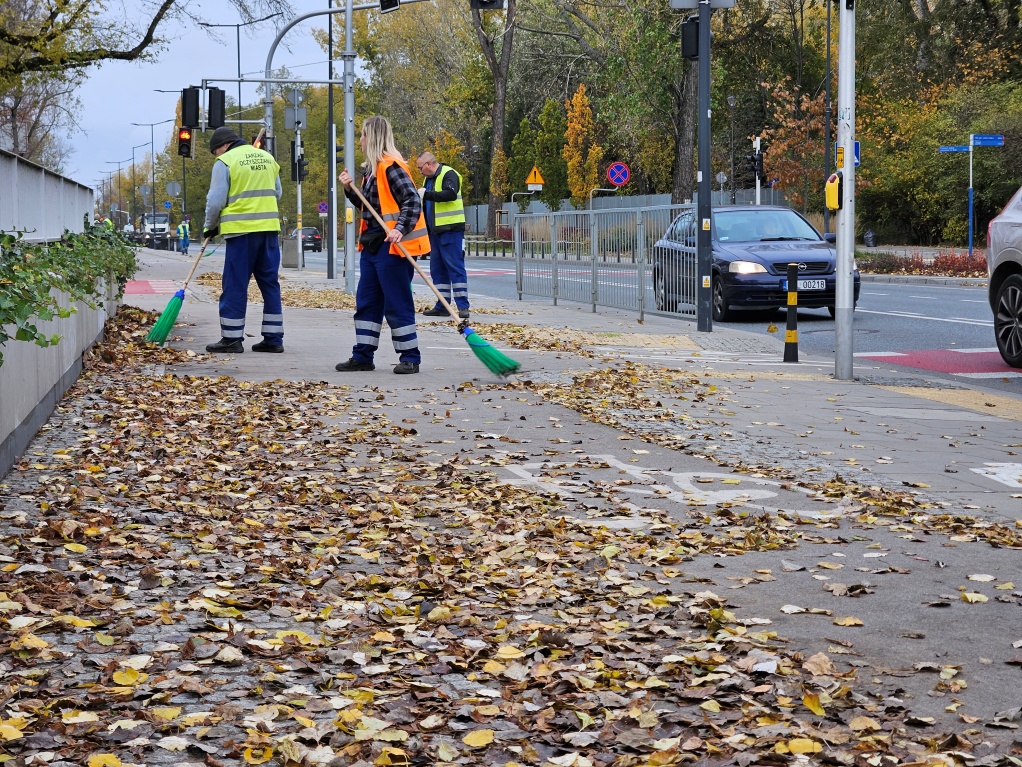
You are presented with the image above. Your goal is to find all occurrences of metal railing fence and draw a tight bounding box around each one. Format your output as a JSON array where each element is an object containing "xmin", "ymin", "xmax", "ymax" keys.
[
  {"xmin": 0, "ymin": 150, "xmax": 93, "ymax": 243},
  {"xmin": 508, "ymin": 204, "xmax": 699, "ymax": 321}
]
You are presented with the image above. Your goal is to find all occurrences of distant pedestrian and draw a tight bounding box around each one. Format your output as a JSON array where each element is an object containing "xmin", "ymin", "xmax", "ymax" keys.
[
  {"xmin": 416, "ymin": 151, "xmax": 469, "ymax": 319},
  {"xmin": 336, "ymin": 116, "xmax": 429, "ymax": 375},
  {"xmin": 203, "ymin": 126, "xmax": 285, "ymax": 354},
  {"xmin": 177, "ymin": 217, "xmax": 190, "ymax": 255}
]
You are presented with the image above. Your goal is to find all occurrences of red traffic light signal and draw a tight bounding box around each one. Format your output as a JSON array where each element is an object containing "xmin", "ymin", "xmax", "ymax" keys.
[{"xmin": 177, "ymin": 127, "xmax": 192, "ymax": 157}]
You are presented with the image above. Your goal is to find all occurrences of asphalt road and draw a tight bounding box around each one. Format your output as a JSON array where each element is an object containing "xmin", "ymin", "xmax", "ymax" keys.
[{"xmin": 300, "ymin": 250, "xmax": 1019, "ymax": 393}]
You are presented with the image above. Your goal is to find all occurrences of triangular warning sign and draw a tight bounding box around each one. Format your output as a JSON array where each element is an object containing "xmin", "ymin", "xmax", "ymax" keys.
[{"xmin": 526, "ymin": 166, "xmax": 545, "ymax": 185}]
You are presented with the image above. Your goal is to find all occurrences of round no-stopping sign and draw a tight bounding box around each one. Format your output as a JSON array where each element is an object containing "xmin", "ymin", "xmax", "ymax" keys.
[
  {"xmin": 607, "ymin": 161, "xmax": 630, "ymax": 187},
  {"xmin": 318, "ymin": 201, "xmax": 328, "ymax": 214}
]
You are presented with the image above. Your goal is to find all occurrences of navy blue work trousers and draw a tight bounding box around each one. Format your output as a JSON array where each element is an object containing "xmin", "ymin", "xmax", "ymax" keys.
[
  {"xmin": 351, "ymin": 238, "xmax": 420, "ymax": 365},
  {"xmin": 218, "ymin": 231, "xmax": 283, "ymax": 344},
  {"xmin": 428, "ymin": 230, "xmax": 469, "ymax": 311}
]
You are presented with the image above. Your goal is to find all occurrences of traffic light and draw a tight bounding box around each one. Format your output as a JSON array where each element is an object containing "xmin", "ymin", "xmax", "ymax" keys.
[
  {"xmin": 181, "ymin": 87, "xmax": 200, "ymax": 127},
  {"xmin": 177, "ymin": 127, "xmax": 192, "ymax": 157},
  {"xmin": 680, "ymin": 15, "xmax": 698, "ymax": 60},
  {"xmin": 290, "ymin": 140, "xmax": 299, "ymax": 181},
  {"xmin": 298, "ymin": 157, "xmax": 309, "ymax": 182},
  {"xmin": 379, "ymin": 0, "xmax": 400, "ymax": 10},
  {"xmin": 470, "ymin": 0, "xmax": 504, "ymax": 8},
  {"xmin": 752, "ymin": 151, "xmax": 765, "ymax": 181},
  {"xmin": 208, "ymin": 88, "xmax": 226, "ymax": 129}
]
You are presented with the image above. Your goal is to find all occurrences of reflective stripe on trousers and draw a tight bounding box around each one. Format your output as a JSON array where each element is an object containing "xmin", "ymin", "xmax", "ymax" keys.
[
  {"xmin": 428, "ymin": 229, "xmax": 469, "ymax": 311},
  {"xmin": 351, "ymin": 240, "xmax": 419, "ymax": 364},
  {"xmin": 218, "ymin": 231, "xmax": 284, "ymax": 343}
]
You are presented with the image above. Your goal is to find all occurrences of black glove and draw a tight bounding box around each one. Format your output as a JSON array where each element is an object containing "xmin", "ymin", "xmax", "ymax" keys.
[{"xmin": 203, "ymin": 227, "xmax": 219, "ymax": 239}]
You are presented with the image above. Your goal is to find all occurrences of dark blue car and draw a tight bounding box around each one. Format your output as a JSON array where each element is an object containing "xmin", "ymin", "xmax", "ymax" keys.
[{"xmin": 652, "ymin": 206, "xmax": 860, "ymax": 321}]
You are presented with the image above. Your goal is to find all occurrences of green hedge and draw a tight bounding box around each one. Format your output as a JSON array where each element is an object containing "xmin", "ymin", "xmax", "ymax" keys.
[{"xmin": 0, "ymin": 223, "xmax": 137, "ymax": 368}]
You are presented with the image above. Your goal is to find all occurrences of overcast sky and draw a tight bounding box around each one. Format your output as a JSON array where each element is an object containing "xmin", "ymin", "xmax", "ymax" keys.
[{"xmin": 69, "ymin": 0, "xmax": 347, "ymax": 197}]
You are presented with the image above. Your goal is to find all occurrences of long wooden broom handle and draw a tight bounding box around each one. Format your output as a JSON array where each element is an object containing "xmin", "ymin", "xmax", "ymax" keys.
[
  {"xmin": 347, "ymin": 182, "xmax": 462, "ymax": 323},
  {"xmin": 180, "ymin": 237, "xmax": 212, "ymax": 292}
]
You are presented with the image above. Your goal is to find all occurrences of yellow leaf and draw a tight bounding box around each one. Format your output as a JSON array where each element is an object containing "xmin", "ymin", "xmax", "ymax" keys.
[
  {"xmin": 961, "ymin": 592, "xmax": 988, "ymax": 604},
  {"xmin": 146, "ymin": 706, "xmax": 181, "ymax": 722},
  {"xmin": 474, "ymin": 705, "xmax": 500, "ymax": 717},
  {"xmin": 11, "ymin": 633, "xmax": 49, "ymax": 650},
  {"xmin": 88, "ymin": 756, "xmax": 122, "ymax": 767},
  {"xmin": 0, "ymin": 725, "xmax": 23, "ymax": 742},
  {"xmin": 95, "ymin": 633, "xmax": 116, "ymax": 646},
  {"xmin": 462, "ymin": 729, "xmax": 495, "ymax": 748},
  {"xmin": 243, "ymin": 746, "xmax": 273, "ymax": 765},
  {"xmin": 849, "ymin": 716, "xmax": 881, "ymax": 731},
  {"xmin": 64, "ymin": 543, "xmax": 87, "ymax": 553},
  {"xmin": 482, "ymin": 660, "xmax": 506, "ymax": 674},
  {"xmin": 833, "ymin": 616, "xmax": 863, "ymax": 627},
  {"xmin": 996, "ymin": 582, "xmax": 1014, "ymax": 590},
  {"xmin": 62, "ymin": 711, "xmax": 100, "ymax": 724},
  {"xmin": 112, "ymin": 668, "xmax": 141, "ymax": 686},
  {"xmin": 787, "ymin": 738, "xmax": 822, "ymax": 754},
  {"xmin": 699, "ymin": 700, "xmax": 721, "ymax": 713},
  {"xmin": 802, "ymin": 692, "xmax": 825, "ymax": 716},
  {"xmin": 494, "ymin": 645, "xmax": 526, "ymax": 660}
]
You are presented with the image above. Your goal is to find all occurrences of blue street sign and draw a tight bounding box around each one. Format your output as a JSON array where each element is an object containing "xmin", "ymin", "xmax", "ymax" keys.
[
  {"xmin": 163, "ymin": 201, "xmax": 172, "ymax": 209},
  {"xmin": 971, "ymin": 133, "xmax": 1005, "ymax": 147},
  {"xmin": 833, "ymin": 141, "xmax": 860, "ymax": 167},
  {"xmin": 939, "ymin": 146, "xmax": 970, "ymax": 153},
  {"xmin": 607, "ymin": 161, "xmax": 630, "ymax": 187}
]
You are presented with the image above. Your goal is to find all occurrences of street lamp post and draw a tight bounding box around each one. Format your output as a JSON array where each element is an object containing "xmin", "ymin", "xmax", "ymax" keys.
[
  {"xmin": 823, "ymin": 0, "xmax": 833, "ymax": 234},
  {"xmin": 727, "ymin": 95, "xmax": 736, "ymax": 204},
  {"xmin": 471, "ymin": 144, "xmax": 480, "ymax": 233},
  {"xmin": 199, "ymin": 13, "xmax": 282, "ymax": 135},
  {"xmin": 130, "ymin": 142, "xmax": 149, "ymax": 230},
  {"xmin": 105, "ymin": 157, "xmax": 132, "ymax": 227},
  {"xmin": 132, "ymin": 119, "xmax": 174, "ymax": 243}
]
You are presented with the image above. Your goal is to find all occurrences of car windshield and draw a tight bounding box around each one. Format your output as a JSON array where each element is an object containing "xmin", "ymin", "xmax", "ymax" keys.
[
  {"xmin": 714, "ymin": 210, "xmax": 821, "ymax": 243},
  {"xmin": 303, "ymin": 228, "xmax": 319, "ymax": 235}
]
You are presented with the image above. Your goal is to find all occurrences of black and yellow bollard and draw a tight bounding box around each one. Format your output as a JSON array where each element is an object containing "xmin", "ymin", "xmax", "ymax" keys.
[{"xmin": 783, "ymin": 262, "xmax": 799, "ymax": 363}]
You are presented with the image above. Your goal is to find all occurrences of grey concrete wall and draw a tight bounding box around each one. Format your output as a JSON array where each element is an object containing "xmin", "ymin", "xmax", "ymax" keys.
[
  {"xmin": 0, "ymin": 284, "xmax": 118, "ymax": 477},
  {"xmin": 0, "ymin": 149, "xmax": 93, "ymax": 243}
]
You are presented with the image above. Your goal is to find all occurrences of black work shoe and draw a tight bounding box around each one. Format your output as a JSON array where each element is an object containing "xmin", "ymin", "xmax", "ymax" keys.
[
  {"xmin": 335, "ymin": 358, "xmax": 375, "ymax": 372},
  {"xmin": 205, "ymin": 338, "xmax": 243, "ymax": 353},
  {"xmin": 422, "ymin": 307, "xmax": 448, "ymax": 317},
  {"xmin": 252, "ymin": 341, "xmax": 284, "ymax": 353},
  {"xmin": 458, "ymin": 309, "xmax": 470, "ymax": 319},
  {"xmin": 393, "ymin": 361, "xmax": 420, "ymax": 374}
]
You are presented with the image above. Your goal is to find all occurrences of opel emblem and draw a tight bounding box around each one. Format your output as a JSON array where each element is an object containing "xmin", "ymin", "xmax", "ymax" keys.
[{"xmin": 797, "ymin": 262, "xmax": 807, "ymax": 271}]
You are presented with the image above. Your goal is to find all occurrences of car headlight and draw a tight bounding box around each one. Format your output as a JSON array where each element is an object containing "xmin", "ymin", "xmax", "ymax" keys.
[{"xmin": 728, "ymin": 261, "xmax": 767, "ymax": 274}]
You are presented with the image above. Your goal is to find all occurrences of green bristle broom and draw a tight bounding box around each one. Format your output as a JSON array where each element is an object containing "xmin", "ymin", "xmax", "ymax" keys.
[
  {"xmin": 146, "ymin": 237, "xmax": 211, "ymax": 345},
  {"xmin": 349, "ymin": 186, "xmax": 521, "ymax": 377}
]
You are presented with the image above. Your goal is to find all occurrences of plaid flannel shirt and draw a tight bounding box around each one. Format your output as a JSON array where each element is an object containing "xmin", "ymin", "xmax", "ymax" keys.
[{"xmin": 344, "ymin": 161, "xmax": 421, "ymax": 235}]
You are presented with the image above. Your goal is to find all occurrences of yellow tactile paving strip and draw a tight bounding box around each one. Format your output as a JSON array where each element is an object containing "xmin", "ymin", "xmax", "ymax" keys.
[{"xmin": 879, "ymin": 386, "xmax": 1022, "ymax": 422}]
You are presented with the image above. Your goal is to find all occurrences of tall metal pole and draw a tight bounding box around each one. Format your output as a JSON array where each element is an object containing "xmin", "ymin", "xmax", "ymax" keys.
[
  {"xmin": 823, "ymin": 0, "xmax": 832, "ymax": 234},
  {"xmin": 834, "ymin": 0, "xmax": 856, "ymax": 380},
  {"xmin": 237, "ymin": 25, "xmax": 244, "ymax": 135},
  {"xmin": 727, "ymin": 95, "xmax": 735, "ymax": 204},
  {"xmin": 343, "ymin": 0, "xmax": 357, "ymax": 294},
  {"xmin": 182, "ymin": 156, "xmax": 187, "ymax": 218},
  {"xmin": 968, "ymin": 140, "xmax": 975, "ymax": 257},
  {"xmin": 695, "ymin": 0, "xmax": 712, "ymax": 332},
  {"xmin": 327, "ymin": 2, "xmax": 336, "ymax": 279},
  {"xmin": 151, "ymin": 124, "xmax": 157, "ymax": 228}
]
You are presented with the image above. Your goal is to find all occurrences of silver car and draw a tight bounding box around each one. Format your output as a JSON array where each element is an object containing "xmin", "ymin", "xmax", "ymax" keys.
[{"xmin": 988, "ymin": 186, "xmax": 1022, "ymax": 367}]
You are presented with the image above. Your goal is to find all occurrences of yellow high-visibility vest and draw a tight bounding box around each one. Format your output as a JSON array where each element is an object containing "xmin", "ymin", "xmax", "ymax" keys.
[
  {"xmin": 218, "ymin": 145, "xmax": 281, "ymax": 234},
  {"xmin": 432, "ymin": 165, "xmax": 465, "ymax": 228}
]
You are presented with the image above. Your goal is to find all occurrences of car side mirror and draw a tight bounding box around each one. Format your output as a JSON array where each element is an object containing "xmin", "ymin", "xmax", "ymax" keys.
[{"xmin": 824, "ymin": 232, "xmax": 836, "ymax": 244}]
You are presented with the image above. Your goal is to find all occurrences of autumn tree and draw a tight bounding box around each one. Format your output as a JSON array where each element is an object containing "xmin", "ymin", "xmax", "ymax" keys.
[
  {"xmin": 563, "ymin": 83, "xmax": 604, "ymax": 210},
  {"xmin": 534, "ymin": 99, "xmax": 569, "ymax": 211},
  {"xmin": 507, "ymin": 118, "xmax": 537, "ymax": 203}
]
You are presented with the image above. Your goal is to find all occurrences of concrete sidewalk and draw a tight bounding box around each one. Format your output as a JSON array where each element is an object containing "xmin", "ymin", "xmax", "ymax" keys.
[{"xmin": 2, "ymin": 246, "xmax": 1021, "ymax": 765}]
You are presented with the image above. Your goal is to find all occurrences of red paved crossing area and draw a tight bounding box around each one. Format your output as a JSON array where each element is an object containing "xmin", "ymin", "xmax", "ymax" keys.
[
  {"xmin": 856, "ymin": 348, "xmax": 1022, "ymax": 378},
  {"xmin": 124, "ymin": 280, "xmax": 179, "ymax": 295}
]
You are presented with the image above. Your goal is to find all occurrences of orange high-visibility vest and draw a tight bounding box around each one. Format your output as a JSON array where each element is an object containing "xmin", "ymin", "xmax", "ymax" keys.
[{"xmin": 359, "ymin": 156, "xmax": 430, "ymax": 257}]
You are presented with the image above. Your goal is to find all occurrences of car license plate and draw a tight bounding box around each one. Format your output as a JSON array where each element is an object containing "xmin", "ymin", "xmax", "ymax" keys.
[{"xmin": 787, "ymin": 279, "xmax": 826, "ymax": 290}]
